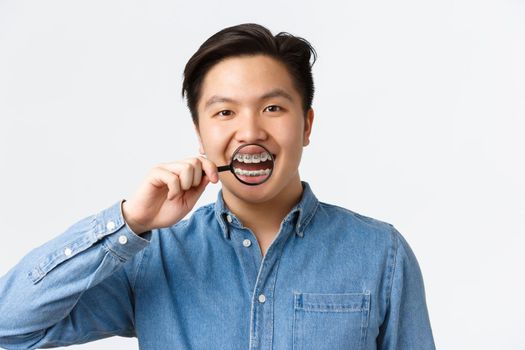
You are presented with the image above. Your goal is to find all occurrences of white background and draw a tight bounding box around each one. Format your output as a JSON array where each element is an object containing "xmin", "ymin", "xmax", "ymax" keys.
[{"xmin": 1, "ymin": 0, "xmax": 524, "ymax": 349}]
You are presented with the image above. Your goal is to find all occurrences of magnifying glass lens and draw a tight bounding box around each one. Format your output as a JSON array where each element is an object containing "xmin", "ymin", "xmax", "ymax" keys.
[{"xmin": 230, "ymin": 144, "xmax": 274, "ymax": 186}]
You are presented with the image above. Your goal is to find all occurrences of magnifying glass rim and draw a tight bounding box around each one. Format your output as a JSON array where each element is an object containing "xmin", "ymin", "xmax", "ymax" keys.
[{"xmin": 229, "ymin": 143, "xmax": 274, "ymax": 186}]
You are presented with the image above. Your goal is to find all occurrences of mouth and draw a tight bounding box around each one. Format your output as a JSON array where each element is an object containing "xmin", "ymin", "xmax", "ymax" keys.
[{"xmin": 231, "ymin": 146, "xmax": 275, "ymax": 185}]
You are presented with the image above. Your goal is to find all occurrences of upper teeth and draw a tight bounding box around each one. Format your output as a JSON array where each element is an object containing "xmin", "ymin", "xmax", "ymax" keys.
[{"xmin": 234, "ymin": 151, "xmax": 271, "ymax": 163}]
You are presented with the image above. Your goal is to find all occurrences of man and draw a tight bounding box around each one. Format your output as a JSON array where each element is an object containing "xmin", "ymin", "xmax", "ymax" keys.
[{"xmin": 0, "ymin": 23, "xmax": 435, "ymax": 349}]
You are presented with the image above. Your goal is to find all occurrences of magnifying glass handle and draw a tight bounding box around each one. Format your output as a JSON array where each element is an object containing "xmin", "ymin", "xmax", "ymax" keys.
[{"xmin": 202, "ymin": 165, "xmax": 230, "ymax": 177}]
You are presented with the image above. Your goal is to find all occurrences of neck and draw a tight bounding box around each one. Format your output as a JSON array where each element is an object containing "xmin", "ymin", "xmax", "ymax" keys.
[{"xmin": 222, "ymin": 177, "xmax": 304, "ymax": 239}]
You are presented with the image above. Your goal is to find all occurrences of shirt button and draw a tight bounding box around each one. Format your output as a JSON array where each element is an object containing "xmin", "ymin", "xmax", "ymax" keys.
[
  {"xmin": 258, "ymin": 294, "xmax": 266, "ymax": 303},
  {"xmin": 242, "ymin": 239, "xmax": 252, "ymax": 247},
  {"xmin": 118, "ymin": 235, "xmax": 128, "ymax": 245},
  {"xmin": 226, "ymin": 215, "xmax": 233, "ymax": 223},
  {"xmin": 106, "ymin": 221, "xmax": 116, "ymax": 231},
  {"xmin": 64, "ymin": 248, "xmax": 72, "ymax": 257}
]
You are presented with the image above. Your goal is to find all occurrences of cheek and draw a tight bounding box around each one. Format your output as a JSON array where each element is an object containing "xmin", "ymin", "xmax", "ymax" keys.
[
  {"xmin": 199, "ymin": 126, "xmax": 232, "ymax": 159},
  {"xmin": 274, "ymin": 120, "xmax": 305, "ymax": 150}
]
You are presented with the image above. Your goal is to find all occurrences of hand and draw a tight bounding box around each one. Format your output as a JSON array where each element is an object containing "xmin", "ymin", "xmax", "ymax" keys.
[{"xmin": 122, "ymin": 157, "xmax": 218, "ymax": 234}]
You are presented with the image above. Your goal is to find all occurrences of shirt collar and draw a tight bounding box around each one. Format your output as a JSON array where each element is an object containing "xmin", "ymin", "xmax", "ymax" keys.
[{"xmin": 214, "ymin": 181, "xmax": 319, "ymax": 240}]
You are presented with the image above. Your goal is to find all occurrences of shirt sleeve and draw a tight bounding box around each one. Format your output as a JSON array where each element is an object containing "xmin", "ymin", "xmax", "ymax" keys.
[
  {"xmin": 0, "ymin": 200, "xmax": 150, "ymax": 349},
  {"xmin": 377, "ymin": 228, "xmax": 436, "ymax": 349}
]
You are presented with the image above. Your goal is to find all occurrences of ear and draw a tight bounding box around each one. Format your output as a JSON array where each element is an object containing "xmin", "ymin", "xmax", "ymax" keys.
[
  {"xmin": 303, "ymin": 108, "xmax": 314, "ymax": 146},
  {"xmin": 194, "ymin": 124, "xmax": 205, "ymax": 155}
]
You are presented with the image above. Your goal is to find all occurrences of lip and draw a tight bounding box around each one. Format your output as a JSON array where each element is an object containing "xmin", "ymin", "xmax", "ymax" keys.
[
  {"xmin": 235, "ymin": 145, "xmax": 263, "ymax": 154},
  {"xmin": 228, "ymin": 144, "xmax": 276, "ymax": 162},
  {"xmin": 235, "ymin": 173, "xmax": 270, "ymax": 185}
]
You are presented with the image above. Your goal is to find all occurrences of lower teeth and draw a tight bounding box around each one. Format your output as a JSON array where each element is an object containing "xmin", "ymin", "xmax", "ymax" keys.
[{"xmin": 233, "ymin": 168, "xmax": 271, "ymax": 177}]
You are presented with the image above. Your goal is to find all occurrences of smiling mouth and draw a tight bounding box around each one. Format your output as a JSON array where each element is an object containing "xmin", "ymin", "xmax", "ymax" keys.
[{"xmin": 232, "ymin": 151, "xmax": 274, "ymax": 177}]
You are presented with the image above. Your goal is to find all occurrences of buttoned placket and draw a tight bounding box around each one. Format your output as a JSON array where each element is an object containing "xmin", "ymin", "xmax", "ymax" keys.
[{"xmin": 226, "ymin": 215, "xmax": 296, "ymax": 350}]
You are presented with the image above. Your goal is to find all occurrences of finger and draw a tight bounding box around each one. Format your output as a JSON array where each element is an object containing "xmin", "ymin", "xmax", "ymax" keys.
[
  {"xmin": 198, "ymin": 156, "xmax": 219, "ymax": 183},
  {"xmin": 157, "ymin": 162, "xmax": 195, "ymax": 191},
  {"xmin": 166, "ymin": 173, "xmax": 181, "ymax": 200},
  {"xmin": 149, "ymin": 167, "xmax": 181, "ymax": 200},
  {"xmin": 181, "ymin": 158, "xmax": 202, "ymax": 188},
  {"xmin": 159, "ymin": 158, "xmax": 211, "ymax": 188},
  {"xmin": 184, "ymin": 174, "xmax": 210, "ymax": 204},
  {"xmin": 177, "ymin": 162, "xmax": 194, "ymax": 191}
]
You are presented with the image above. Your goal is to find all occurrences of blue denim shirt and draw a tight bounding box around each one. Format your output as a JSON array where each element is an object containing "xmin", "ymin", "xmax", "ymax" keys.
[{"xmin": 0, "ymin": 182, "xmax": 434, "ymax": 349}]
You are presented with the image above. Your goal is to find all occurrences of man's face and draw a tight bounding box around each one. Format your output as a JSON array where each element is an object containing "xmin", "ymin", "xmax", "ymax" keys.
[{"xmin": 195, "ymin": 54, "xmax": 313, "ymax": 204}]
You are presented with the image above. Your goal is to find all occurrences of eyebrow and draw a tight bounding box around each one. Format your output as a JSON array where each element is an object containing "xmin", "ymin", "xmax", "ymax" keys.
[{"xmin": 203, "ymin": 88, "xmax": 294, "ymax": 110}]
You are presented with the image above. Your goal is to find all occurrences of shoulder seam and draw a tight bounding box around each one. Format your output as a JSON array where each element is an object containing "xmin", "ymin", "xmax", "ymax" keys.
[{"xmin": 385, "ymin": 227, "xmax": 399, "ymax": 311}]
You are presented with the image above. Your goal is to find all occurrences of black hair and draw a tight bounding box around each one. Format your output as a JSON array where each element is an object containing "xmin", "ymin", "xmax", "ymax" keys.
[{"xmin": 182, "ymin": 23, "xmax": 317, "ymax": 125}]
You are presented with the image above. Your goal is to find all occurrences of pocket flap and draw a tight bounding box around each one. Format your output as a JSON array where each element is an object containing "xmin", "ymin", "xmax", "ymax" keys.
[{"xmin": 295, "ymin": 292, "xmax": 370, "ymax": 312}]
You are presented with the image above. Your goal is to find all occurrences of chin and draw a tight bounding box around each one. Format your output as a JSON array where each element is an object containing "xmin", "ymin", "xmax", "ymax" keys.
[
  {"xmin": 223, "ymin": 180, "xmax": 276, "ymax": 203},
  {"xmin": 220, "ymin": 171, "xmax": 298, "ymax": 206}
]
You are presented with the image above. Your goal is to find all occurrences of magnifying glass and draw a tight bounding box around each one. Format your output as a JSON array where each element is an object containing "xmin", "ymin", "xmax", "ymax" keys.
[{"xmin": 208, "ymin": 143, "xmax": 274, "ymax": 186}]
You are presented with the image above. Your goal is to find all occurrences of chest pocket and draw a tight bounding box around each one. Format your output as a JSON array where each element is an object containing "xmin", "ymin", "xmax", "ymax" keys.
[{"xmin": 292, "ymin": 292, "xmax": 370, "ymax": 350}]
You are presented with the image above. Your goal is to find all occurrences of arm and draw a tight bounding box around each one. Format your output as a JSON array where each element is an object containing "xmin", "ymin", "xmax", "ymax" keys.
[
  {"xmin": 377, "ymin": 228, "xmax": 436, "ymax": 349},
  {"xmin": 0, "ymin": 157, "xmax": 218, "ymax": 349},
  {"xmin": 0, "ymin": 201, "xmax": 149, "ymax": 349}
]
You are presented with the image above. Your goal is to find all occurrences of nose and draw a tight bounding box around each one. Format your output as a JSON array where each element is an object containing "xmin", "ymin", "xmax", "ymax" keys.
[{"xmin": 234, "ymin": 111, "xmax": 268, "ymax": 143}]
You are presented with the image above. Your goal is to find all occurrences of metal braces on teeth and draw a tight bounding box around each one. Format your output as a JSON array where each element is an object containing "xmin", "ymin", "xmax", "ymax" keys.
[
  {"xmin": 233, "ymin": 152, "xmax": 271, "ymax": 164},
  {"xmin": 233, "ymin": 168, "xmax": 272, "ymax": 176}
]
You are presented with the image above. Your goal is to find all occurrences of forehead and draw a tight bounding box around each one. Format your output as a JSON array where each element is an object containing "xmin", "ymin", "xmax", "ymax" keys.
[{"xmin": 197, "ymin": 55, "xmax": 300, "ymax": 110}]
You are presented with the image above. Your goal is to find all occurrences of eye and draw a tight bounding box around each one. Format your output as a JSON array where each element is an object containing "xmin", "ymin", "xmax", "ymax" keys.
[
  {"xmin": 217, "ymin": 110, "xmax": 233, "ymax": 118},
  {"xmin": 264, "ymin": 105, "xmax": 282, "ymax": 113}
]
